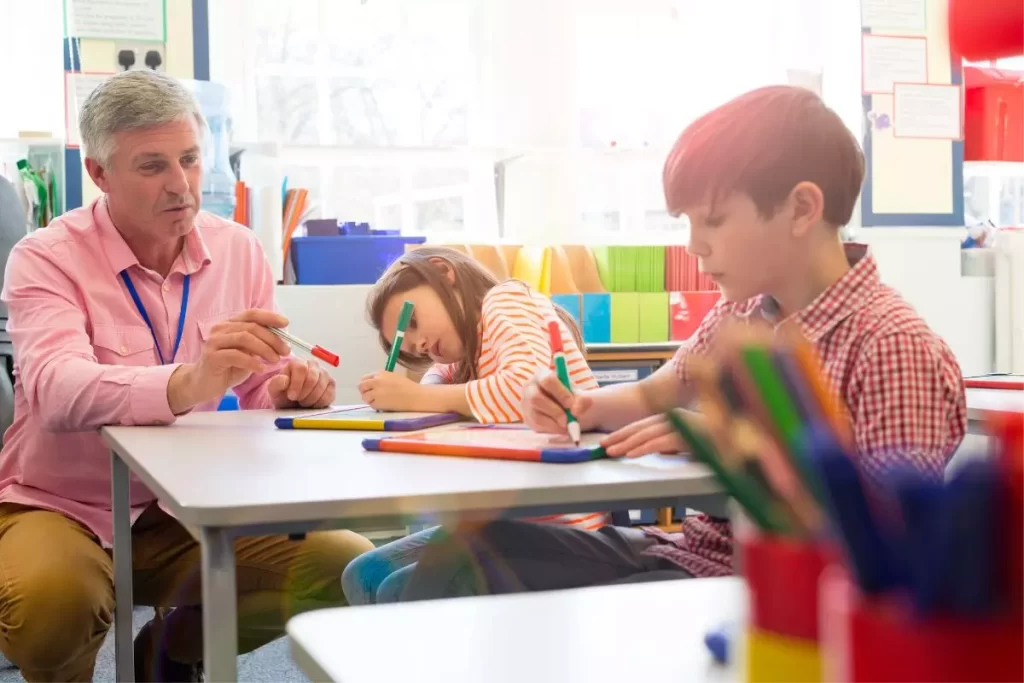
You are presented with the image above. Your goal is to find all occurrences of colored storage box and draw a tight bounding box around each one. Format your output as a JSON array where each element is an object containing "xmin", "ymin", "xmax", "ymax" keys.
[
  {"xmin": 638, "ymin": 292, "xmax": 669, "ymax": 342},
  {"xmin": 581, "ymin": 293, "xmax": 611, "ymax": 344},
  {"xmin": 290, "ymin": 235, "xmax": 426, "ymax": 285},
  {"xmin": 670, "ymin": 292, "xmax": 722, "ymax": 341},
  {"xmin": 964, "ymin": 67, "xmax": 1024, "ymax": 162},
  {"xmin": 610, "ymin": 293, "xmax": 640, "ymax": 344},
  {"xmin": 550, "ymin": 294, "xmax": 582, "ymax": 328}
]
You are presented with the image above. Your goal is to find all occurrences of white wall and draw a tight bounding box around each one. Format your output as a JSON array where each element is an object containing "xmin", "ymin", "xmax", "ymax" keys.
[
  {"xmin": 817, "ymin": 0, "xmax": 991, "ymax": 375},
  {"xmin": 472, "ymin": 0, "xmax": 580, "ymax": 242},
  {"xmin": 0, "ymin": 0, "xmax": 64, "ymax": 138},
  {"xmin": 275, "ymin": 285, "xmax": 387, "ymax": 405}
]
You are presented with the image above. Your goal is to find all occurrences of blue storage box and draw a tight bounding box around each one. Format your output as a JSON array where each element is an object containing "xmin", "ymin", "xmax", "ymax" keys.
[
  {"xmin": 339, "ymin": 221, "xmax": 371, "ymax": 235},
  {"xmin": 291, "ymin": 235, "xmax": 426, "ymax": 285},
  {"xmin": 581, "ymin": 293, "xmax": 611, "ymax": 344},
  {"xmin": 550, "ymin": 294, "xmax": 582, "ymax": 328}
]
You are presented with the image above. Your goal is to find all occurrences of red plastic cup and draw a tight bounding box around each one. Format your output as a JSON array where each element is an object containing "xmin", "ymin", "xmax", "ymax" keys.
[
  {"xmin": 820, "ymin": 567, "xmax": 1024, "ymax": 682},
  {"xmin": 739, "ymin": 535, "xmax": 838, "ymax": 642}
]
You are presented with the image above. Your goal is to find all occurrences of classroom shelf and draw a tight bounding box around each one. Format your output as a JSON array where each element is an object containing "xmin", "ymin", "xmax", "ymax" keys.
[{"xmin": 586, "ymin": 341, "xmax": 680, "ymax": 363}]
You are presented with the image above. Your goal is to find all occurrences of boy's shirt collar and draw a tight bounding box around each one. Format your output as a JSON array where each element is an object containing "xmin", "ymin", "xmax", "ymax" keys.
[{"xmin": 761, "ymin": 243, "xmax": 877, "ymax": 343}]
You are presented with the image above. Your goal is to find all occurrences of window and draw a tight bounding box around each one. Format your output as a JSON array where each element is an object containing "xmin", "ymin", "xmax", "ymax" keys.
[
  {"xmin": 214, "ymin": 0, "xmax": 830, "ymax": 244},
  {"xmin": 217, "ymin": 0, "xmax": 489, "ymax": 237},
  {"xmin": 572, "ymin": 0, "xmax": 825, "ymax": 238}
]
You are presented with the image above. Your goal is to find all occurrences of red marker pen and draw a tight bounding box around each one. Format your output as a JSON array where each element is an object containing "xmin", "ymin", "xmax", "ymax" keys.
[{"xmin": 268, "ymin": 327, "xmax": 340, "ymax": 367}]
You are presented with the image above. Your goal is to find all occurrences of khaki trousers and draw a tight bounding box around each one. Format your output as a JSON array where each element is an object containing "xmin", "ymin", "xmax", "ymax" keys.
[{"xmin": 0, "ymin": 502, "xmax": 373, "ymax": 681}]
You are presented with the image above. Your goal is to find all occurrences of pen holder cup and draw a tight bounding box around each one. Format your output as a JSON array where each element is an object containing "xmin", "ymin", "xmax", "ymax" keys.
[
  {"xmin": 819, "ymin": 567, "xmax": 1024, "ymax": 682},
  {"xmin": 738, "ymin": 535, "xmax": 837, "ymax": 683}
]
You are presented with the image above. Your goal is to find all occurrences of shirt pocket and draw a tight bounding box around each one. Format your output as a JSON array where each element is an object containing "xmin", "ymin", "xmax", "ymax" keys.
[
  {"xmin": 195, "ymin": 310, "xmax": 243, "ymax": 344},
  {"xmin": 91, "ymin": 325, "xmax": 158, "ymax": 366}
]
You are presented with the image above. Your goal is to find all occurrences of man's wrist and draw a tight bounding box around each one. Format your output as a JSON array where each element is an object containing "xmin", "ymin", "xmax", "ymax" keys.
[{"xmin": 167, "ymin": 364, "xmax": 200, "ymax": 415}]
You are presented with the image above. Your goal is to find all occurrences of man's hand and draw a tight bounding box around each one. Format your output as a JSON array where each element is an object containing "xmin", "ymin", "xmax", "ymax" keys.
[
  {"xmin": 268, "ymin": 359, "xmax": 335, "ymax": 408},
  {"xmin": 167, "ymin": 309, "xmax": 290, "ymax": 414},
  {"xmin": 521, "ymin": 370, "xmax": 595, "ymax": 434},
  {"xmin": 600, "ymin": 409, "xmax": 702, "ymax": 458},
  {"xmin": 358, "ymin": 371, "xmax": 424, "ymax": 411}
]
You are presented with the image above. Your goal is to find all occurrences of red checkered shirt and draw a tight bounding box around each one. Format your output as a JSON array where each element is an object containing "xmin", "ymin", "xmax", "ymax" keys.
[{"xmin": 642, "ymin": 243, "xmax": 967, "ymax": 578}]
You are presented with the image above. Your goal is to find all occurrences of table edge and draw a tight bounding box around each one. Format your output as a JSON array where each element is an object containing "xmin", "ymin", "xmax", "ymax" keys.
[{"xmin": 100, "ymin": 426, "xmax": 723, "ymax": 528}]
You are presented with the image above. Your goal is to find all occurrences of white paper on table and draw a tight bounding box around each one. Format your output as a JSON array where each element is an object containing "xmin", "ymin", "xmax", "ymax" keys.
[
  {"xmin": 862, "ymin": 34, "xmax": 928, "ymax": 94},
  {"xmin": 893, "ymin": 83, "xmax": 962, "ymax": 139},
  {"xmin": 861, "ymin": 0, "xmax": 926, "ymax": 31},
  {"xmin": 64, "ymin": 0, "xmax": 166, "ymax": 42},
  {"xmin": 64, "ymin": 72, "xmax": 114, "ymax": 147}
]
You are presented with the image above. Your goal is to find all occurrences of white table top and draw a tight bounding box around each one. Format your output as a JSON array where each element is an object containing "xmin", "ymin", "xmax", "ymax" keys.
[
  {"xmin": 288, "ymin": 577, "xmax": 742, "ymax": 683},
  {"xmin": 101, "ymin": 410, "xmax": 719, "ymax": 528},
  {"xmin": 966, "ymin": 387, "xmax": 1024, "ymax": 423}
]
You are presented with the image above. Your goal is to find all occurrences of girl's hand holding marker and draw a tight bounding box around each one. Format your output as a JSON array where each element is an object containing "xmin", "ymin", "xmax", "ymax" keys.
[{"xmin": 360, "ymin": 300, "xmax": 416, "ymax": 411}]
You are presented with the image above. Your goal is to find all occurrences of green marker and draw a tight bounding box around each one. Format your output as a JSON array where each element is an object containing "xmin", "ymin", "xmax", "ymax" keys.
[
  {"xmin": 547, "ymin": 321, "xmax": 581, "ymax": 444},
  {"xmin": 740, "ymin": 345, "xmax": 825, "ymax": 505},
  {"xmin": 664, "ymin": 409, "xmax": 790, "ymax": 534},
  {"xmin": 385, "ymin": 300, "xmax": 414, "ymax": 373}
]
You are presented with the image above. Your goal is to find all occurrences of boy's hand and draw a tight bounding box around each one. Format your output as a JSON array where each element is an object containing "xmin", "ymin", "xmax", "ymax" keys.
[
  {"xmin": 522, "ymin": 370, "xmax": 595, "ymax": 435},
  {"xmin": 358, "ymin": 371, "xmax": 423, "ymax": 411},
  {"xmin": 601, "ymin": 409, "xmax": 702, "ymax": 458}
]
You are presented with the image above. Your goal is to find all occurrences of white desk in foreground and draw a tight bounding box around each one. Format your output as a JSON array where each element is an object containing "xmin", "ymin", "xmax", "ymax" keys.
[
  {"xmin": 101, "ymin": 410, "xmax": 721, "ymax": 682},
  {"xmin": 289, "ymin": 577, "xmax": 742, "ymax": 683}
]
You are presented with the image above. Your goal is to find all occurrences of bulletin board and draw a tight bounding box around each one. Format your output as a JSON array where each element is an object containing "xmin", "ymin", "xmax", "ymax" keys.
[{"xmin": 860, "ymin": 0, "xmax": 964, "ymax": 227}]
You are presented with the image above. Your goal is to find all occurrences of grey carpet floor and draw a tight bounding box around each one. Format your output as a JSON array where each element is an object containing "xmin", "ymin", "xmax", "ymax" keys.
[{"xmin": 0, "ymin": 607, "xmax": 309, "ymax": 683}]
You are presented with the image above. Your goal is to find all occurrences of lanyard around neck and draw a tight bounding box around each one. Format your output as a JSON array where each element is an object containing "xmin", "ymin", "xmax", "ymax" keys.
[{"xmin": 119, "ymin": 270, "xmax": 191, "ymax": 365}]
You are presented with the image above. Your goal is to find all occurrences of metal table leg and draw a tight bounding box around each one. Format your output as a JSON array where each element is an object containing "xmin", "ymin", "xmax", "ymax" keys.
[
  {"xmin": 111, "ymin": 451, "xmax": 136, "ymax": 682},
  {"xmin": 201, "ymin": 527, "xmax": 238, "ymax": 682}
]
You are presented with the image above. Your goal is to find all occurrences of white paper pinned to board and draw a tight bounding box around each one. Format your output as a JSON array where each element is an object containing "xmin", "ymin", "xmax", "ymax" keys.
[
  {"xmin": 64, "ymin": 0, "xmax": 166, "ymax": 42},
  {"xmin": 862, "ymin": 34, "xmax": 928, "ymax": 94},
  {"xmin": 861, "ymin": 0, "xmax": 926, "ymax": 31},
  {"xmin": 64, "ymin": 72, "xmax": 114, "ymax": 148},
  {"xmin": 893, "ymin": 83, "xmax": 962, "ymax": 139}
]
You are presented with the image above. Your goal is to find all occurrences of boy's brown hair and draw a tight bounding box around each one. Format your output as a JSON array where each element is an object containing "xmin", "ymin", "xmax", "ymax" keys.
[
  {"xmin": 366, "ymin": 246, "xmax": 584, "ymax": 385},
  {"xmin": 663, "ymin": 85, "xmax": 865, "ymax": 227}
]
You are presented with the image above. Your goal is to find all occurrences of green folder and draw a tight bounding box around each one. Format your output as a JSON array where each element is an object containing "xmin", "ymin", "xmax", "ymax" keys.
[
  {"xmin": 617, "ymin": 246, "xmax": 630, "ymax": 292},
  {"xmin": 638, "ymin": 292, "xmax": 670, "ymax": 342},
  {"xmin": 653, "ymin": 246, "xmax": 666, "ymax": 292},
  {"xmin": 630, "ymin": 246, "xmax": 638, "ymax": 292},
  {"xmin": 596, "ymin": 246, "xmax": 668, "ymax": 295},
  {"xmin": 615, "ymin": 247, "xmax": 627, "ymax": 292},
  {"xmin": 610, "ymin": 292, "xmax": 640, "ymax": 343},
  {"xmin": 630, "ymin": 245, "xmax": 638, "ymax": 290}
]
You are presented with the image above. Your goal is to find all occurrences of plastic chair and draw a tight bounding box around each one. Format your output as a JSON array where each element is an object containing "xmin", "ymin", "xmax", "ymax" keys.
[{"xmin": 0, "ymin": 358, "xmax": 12, "ymax": 448}]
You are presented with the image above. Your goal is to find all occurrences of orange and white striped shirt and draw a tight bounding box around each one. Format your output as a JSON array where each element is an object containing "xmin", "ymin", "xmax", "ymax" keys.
[{"xmin": 423, "ymin": 280, "xmax": 610, "ymax": 531}]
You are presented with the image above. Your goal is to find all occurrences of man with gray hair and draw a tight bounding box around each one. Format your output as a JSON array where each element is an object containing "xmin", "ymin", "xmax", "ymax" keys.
[{"xmin": 0, "ymin": 70, "xmax": 373, "ymax": 681}]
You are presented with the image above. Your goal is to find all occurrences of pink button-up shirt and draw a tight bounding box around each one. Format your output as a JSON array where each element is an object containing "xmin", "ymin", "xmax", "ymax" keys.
[{"xmin": 0, "ymin": 197, "xmax": 286, "ymax": 546}]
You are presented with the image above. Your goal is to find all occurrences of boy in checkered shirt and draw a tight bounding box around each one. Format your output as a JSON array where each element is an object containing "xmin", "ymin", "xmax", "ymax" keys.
[{"xmin": 397, "ymin": 85, "xmax": 967, "ymax": 598}]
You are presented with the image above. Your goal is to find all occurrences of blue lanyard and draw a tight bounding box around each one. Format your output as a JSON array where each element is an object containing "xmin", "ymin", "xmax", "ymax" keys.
[{"xmin": 119, "ymin": 270, "xmax": 191, "ymax": 365}]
